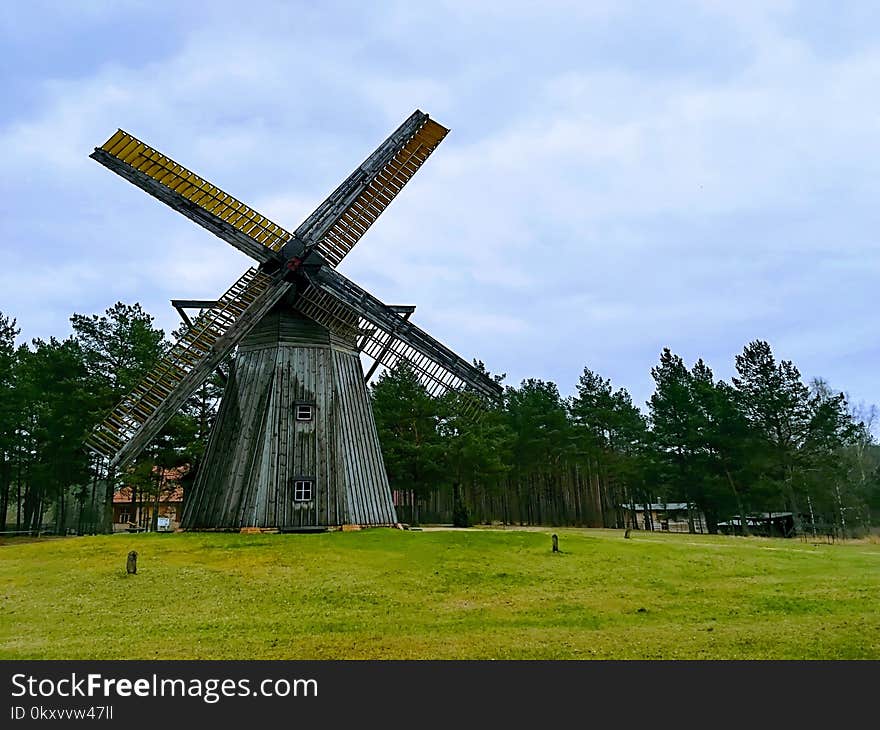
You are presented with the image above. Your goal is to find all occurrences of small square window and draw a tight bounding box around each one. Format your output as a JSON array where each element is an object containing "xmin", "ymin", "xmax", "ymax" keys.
[
  {"xmin": 296, "ymin": 404, "xmax": 314, "ymax": 421},
  {"xmin": 293, "ymin": 480, "xmax": 313, "ymax": 502}
]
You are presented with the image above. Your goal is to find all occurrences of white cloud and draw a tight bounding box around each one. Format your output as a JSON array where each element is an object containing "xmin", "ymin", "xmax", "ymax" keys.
[{"xmin": 1, "ymin": 0, "xmax": 878, "ymax": 412}]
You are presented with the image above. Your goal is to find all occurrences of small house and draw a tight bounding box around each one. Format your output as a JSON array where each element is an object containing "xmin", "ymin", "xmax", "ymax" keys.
[{"xmin": 112, "ymin": 467, "xmax": 186, "ymax": 532}]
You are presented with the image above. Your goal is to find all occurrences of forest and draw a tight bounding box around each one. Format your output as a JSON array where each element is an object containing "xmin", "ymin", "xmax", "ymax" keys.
[{"xmin": 0, "ymin": 303, "xmax": 877, "ymax": 538}]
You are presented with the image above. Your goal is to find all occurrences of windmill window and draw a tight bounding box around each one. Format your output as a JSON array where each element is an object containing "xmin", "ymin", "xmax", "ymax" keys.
[
  {"xmin": 295, "ymin": 404, "xmax": 314, "ymax": 421},
  {"xmin": 293, "ymin": 480, "xmax": 314, "ymax": 502}
]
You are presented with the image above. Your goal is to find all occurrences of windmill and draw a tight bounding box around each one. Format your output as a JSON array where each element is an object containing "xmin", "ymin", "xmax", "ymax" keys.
[{"xmin": 85, "ymin": 110, "xmax": 502, "ymax": 530}]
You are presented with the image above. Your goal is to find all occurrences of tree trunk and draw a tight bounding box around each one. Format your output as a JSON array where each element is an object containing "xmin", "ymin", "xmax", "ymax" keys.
[
  {"xmin": 15, "ymin": 445, "xmax": 22, "ymax": 531},
  {"xmin": 35, "ymin": 498, "xmax": 45, "ymax": 534},
  {"xmin": 783, "ymin": 465, "xmax": 802, "ymax": 534},
  {"xmin": 102, "ymin": 467, "xmax": 116, "ymax": 534},
  {"xmin": 89, "ymin": 460, "xmax": 99, "ymax": 535},
  {"xmin": 0, "ymin": 458, "xmax": 10, "ymax": 530},
  {"xmin": 151, "ymin": 467, "xmax": 162, "ymax": 532},
  {"xmin": 23, "ymin": 481, "xmax": 35, "ymax": 533},
  {"xmin": 76, "ymin": 487, "xmax": 85, "ymax": 535},
  {"xmin": 686, "ymin": 501, "xmax": 696, "ymax": 534},
  {"xmin": 57, "ymin": 482, "xmax": 65, "ymax": 535},
  {"xmin": 723, "ymin": 467, "xmax": 750, "ymax": 536}
]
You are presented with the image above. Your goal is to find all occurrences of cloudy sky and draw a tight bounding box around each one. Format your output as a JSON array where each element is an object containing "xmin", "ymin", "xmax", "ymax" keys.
[{"xmin": 1, "ymin": 0, "xmax": 878, "ymax": 415}]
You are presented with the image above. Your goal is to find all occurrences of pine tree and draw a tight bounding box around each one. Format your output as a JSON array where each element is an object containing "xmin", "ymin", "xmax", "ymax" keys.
[
  {"xmin": 0, "ymin": 313, "xmax": 20, "ymax": 528},
  {"xmin": 732, "ymin": 341, "xmax": 814, "ymax": 526},
  {"xmin": 504, "ymin": 379, "xmax": 572, "ymax": 526},
  {"xmin": 648, "ymin": 349, "xmax": 700, "ymax": 532},
  {"xmin": 71, "ymin": 302, "xmax": 166, "ymax": 531},
  {"xmin": 371, "ymin": 363, "xmax": 445, "ymax": 523},
  {"xmin": 570, "ymin": 367, "xmax": 648, "ymax": 528},
  {"xmin": 437, "ymin": 386, "xmax": 512, "ymax": 527},
  {"xmin": 14, "ymin": 337, "xmax": 92, "ymax": 532}
]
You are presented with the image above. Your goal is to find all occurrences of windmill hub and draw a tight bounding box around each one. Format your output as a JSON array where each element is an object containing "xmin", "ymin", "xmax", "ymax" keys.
[
  {"xmin": 256, "ymin": 236, "xmax": 326, "ymax": 281},
  {"xmin": 85, "ymin": 110, "xmax": 502, "ymax": 530}
]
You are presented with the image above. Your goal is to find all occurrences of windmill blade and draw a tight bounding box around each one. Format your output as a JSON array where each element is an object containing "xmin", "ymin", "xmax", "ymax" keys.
[
  {"xmin": 293, "ymin": 267, "xmax": 501, "ymax": 403},
  {"xmin": 294, "ymin": 110, "xmax": 449, "ymax": 267},
  {"xmin": 91, "ymin": 131, "xmax": 289, "ymax": 265},
  {"xmin": 86, "ymin": 269, "xmax": 292, "ymax": 470},
  {"xmin": 90, "ymin": 110, "xmax": 448, "ymax": 270}
]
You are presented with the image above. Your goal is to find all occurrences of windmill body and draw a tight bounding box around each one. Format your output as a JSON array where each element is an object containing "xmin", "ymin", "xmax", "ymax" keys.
[
  {"xmin": 184, "ymin": 303, "xmax": 395, "ymax": 529},
  {"xmin": 86, "ymin": 111, "xmax": 502, "ymax": 530}
]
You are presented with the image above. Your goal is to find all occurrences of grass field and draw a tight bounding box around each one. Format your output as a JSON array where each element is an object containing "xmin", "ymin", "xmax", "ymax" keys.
[{"xmin": 1, "ymin": 527, "xmax": 878, "ymax": 659}]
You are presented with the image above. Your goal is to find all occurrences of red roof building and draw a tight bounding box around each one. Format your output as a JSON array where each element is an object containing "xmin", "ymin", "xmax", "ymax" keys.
[{"xmin": 112, "ymin": 467, "xmax": 187, "ymax": 532}]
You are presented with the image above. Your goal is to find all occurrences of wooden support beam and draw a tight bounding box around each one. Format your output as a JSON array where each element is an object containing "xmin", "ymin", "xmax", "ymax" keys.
[
  {"xmin": 171, "ymin": 299, "xmax": 227, "ymax": 384},
  {"xmin": 362, "ymin": 307, "xmax": 414, "ymax": 384}
]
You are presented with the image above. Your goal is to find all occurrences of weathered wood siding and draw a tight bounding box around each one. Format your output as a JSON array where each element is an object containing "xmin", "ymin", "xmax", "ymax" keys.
[
  {"xmin": 182, "ymin": 307, "xmax": 396, "ymax": 529},
  {"xmin": 332, "ymin": 348, "xmax": 396, "ymax": 525}
]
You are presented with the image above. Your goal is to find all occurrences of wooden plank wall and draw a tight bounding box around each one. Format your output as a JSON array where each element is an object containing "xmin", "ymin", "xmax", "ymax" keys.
[
  {"xmin": 332, "ymin": 348, "xmax": 396, "ymax": 525},
  {"xmin": 181, "ymin": 307, "xmax": 397, "ymax": 529}
]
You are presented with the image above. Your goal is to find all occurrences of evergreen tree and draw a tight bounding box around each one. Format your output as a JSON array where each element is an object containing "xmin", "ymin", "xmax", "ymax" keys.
[
  {"xmin": 371, "ymin": 363, "xmax": 445, "ymax": 523},
  {"xmin": 437, "ymin": 384, "xmax": 512, "ymax": 527},
  {"xmin": 732, "ymin": 341, "xmax": 816, "ymax": 526},
  {"xmin": 689, "ymin": 363, "xmax": 763, "ymax": 532},
  {"xmin": 14, "ymin": 337, "xmax": 92, "ymax": 532},
  {"xmin": 0, "ymin": 313, "xmax": 19, "ymax": 527},
  {"xmin": 648, "ymin": 349, "xmax": 700, "ymax": 532},
  {"xmin": 570, "ymin": 367, "xmax": 649, "ymax": 527},
  {"xmin": 504, "ymin": 379, "xmax": 572, "ymax": 525},
  {"xmin": 847, "ymin": 403, "xmax": 880, "ymax": 526},
  {"xmin": 71, "ymin": 302, "xmax": 166, "ymax": 531},
  {"xmin": 71, "ymin": 302, "xmax": 165, "ymax": 399},
  {"xmin": 803, "ymin": 378, "xmax": 861, "ymax": 534}
]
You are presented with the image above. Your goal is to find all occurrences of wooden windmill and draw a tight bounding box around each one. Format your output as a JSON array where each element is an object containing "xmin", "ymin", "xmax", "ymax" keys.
[{"xmin": 85, "ymin": 110, "xmax": 502, "ymax": 530}]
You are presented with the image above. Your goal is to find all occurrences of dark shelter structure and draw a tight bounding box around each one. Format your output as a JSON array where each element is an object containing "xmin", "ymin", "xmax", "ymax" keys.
[{"xmin": 86, "ymin": 111, "xmax": 501, "ymax": 530}]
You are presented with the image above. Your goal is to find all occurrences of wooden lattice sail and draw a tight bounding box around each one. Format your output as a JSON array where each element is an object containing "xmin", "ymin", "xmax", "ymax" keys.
[{"xmin": 86, "ymin": 110, "xmax": 502, "ymax": 529}]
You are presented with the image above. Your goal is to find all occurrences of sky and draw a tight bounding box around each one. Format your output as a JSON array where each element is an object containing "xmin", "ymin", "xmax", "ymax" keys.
[{"xmin": 1, "ymin": 0, "xmax": 878, "ymax": 418}]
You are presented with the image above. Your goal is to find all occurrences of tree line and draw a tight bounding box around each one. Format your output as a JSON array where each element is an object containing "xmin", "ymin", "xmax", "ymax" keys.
[
  {"xmin": 0, "ymin": 303, "xmax": 877, "ymax": 537},
  {"xmin": 373, "ymin": 348, "xmax": 879, "ymax": 536},
  {"xmin": 0, "ymin": 304, "xmax": 217, "ymax": 535}
]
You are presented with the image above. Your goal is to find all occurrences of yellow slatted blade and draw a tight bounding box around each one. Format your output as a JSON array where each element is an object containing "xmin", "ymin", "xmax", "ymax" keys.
[
  {"xmin": 98, "ymin": 130, "xmax": 293, "ymax": 254},
  {"xmin": 86, "ymin": 267, "xmax": 279, "ymax": 463},
  {"xmin": 311, "ymin": 118, "xmax": 449, "ymax": 267}
]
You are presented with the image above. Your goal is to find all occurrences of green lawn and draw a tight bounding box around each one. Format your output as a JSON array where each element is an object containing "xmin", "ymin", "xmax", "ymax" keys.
[{"xmin": 1, "ymin": 527, "xmax": 878, "ymax": 659}]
